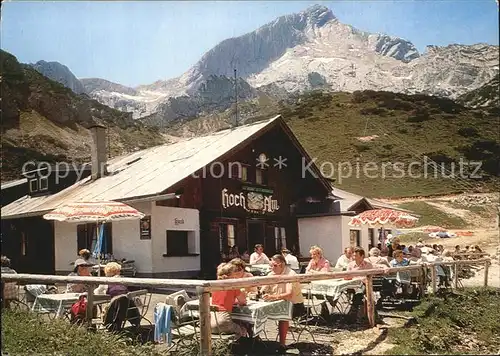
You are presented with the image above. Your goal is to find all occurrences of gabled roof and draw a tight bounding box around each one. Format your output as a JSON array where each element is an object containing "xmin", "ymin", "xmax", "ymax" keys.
[
  {"xmin": 332, "ymin": 187, "xmax": 412, "ymax": 213},
  {"xmin": 2, "ymin": 115, "xmax": 332, "ymax": 219}
]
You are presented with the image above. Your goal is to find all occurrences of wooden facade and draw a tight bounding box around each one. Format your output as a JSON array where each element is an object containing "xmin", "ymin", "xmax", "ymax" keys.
[
  {"xmin": 1, "ymin": 217, "xmax": 55, "ymax": 274},
  {"xmin": 161, "ymin": 123, "xmax": 332, "ymax": 278}
]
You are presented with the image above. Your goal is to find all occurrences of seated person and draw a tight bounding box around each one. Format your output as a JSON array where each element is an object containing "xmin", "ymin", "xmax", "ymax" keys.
[
  {"xmin": 389, "ymin": 249, "xmax": 413, "ymax": 284},
  {"xmin": 366, "ymin": 247, "xmax": 390, "ymax": 268},
  {"xmin": 1, "ymin": 256, "xmax": 18, "ymax": 308},
  {"xmin": 335, "ymin": 247, "xmax": 354, "ymax": 270},
  {"xmin": 210, "ymin": 263, "xmax": 248, "ymax": 338},
  {"xmin": 78, "ymin": 249, "xmax": 95, "ymax": 264},
  {"xmin": 261, "ymin": 254, "xmax": 305, "ymax": 345},
  {"xmin": 305, "ymin": 245, "xmax": 330, "ymax": 273},
  {"xmin": 228, "ymin": 246, "xmax": 240, "ymax": 259},
  {"xmin": 229, "ymin": 258, "xmax": 258, "ymax": 293},
  {"xmin": 347, "ymin": 247, "xmax": 374, "ymax": 274},
  {"xmin": 346, "ymin": 247, "xmax": 379, "ymax": 313},
  {"xmin": 249, "ymin": 244, "xmax": 270, "ymax": 265},
  {"xmin": 94, "ymin": 262, "xmax": 128, "ymax": 297},
  {"xmin": 240, "ymin": 250, "xmax": 250, "ymax": 260},
  {"xmin": 67, "ymin": 258, "xmax": 93, "ymax": 293}
]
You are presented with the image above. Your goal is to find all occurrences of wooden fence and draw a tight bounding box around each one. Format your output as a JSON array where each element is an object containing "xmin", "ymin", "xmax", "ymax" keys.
[{"xmin": 1, "ymin": 257, "xmax": 491, "ymax": 355}]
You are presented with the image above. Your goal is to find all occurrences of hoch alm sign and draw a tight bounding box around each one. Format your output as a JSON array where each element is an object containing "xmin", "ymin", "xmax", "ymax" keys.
[{"xmin": 221, "ymin": 188, "xmax": 280, "ymax": 214}]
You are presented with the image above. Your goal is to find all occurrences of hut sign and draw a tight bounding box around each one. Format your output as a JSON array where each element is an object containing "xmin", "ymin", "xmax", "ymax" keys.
[{"xmin": 221, "ymin": 188, "xmax": 279, "ymax": 213}]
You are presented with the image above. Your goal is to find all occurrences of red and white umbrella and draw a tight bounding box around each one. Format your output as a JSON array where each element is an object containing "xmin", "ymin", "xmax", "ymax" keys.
[
  {"xmin": 348, "ymin": 208, "xmax": 419, "ymax": 228},
  {"xmin": 43, "ymin": 201, "xmax": 145, "ymax": 276},
  {"xmin": 43, "ymin": 201, "xmax": 145, "ymax": 222}
]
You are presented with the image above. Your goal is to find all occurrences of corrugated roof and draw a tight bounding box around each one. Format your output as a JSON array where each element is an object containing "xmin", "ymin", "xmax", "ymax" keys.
[{"xmin": 2, "ymin": 116, "xmax": 282, "ymax": 219}]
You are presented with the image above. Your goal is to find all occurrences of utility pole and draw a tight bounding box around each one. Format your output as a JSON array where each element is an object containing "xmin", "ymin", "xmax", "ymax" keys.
[{"xmin": 234, "ymin": 68, "xmax": 238, "ymax": 127}]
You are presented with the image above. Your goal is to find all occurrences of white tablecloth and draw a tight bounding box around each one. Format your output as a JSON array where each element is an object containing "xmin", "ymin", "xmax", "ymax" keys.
[
  {"xmin": 304, "ymin": 278, "xmax": 365, "ymax": 300},
  {"xmin": 181, "ymin": 299, "xmax": 292, "ymax": 337}
]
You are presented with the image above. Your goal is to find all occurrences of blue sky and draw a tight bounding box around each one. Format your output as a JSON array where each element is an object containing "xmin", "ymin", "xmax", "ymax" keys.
[{"xmin": 1, "ymin": 1, "xmax": 498, "ymax": 87}]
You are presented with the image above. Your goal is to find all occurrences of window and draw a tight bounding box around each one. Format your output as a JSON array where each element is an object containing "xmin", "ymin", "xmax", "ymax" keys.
[
  {"xmin": 219, "ymin": 223, "xmax": 236, "ymax": 255},
  {"xmin": 28, "ymin": 177, "xmax": 49, "ymax": 193},
  {"xmin": 349, "ymin": 230, "xmax": 361, "ymax": 247},
  {"xmin": 255, "ymin": 168, "xmax": 268, "ymax": 185},
  {"xmin": 274, "ymin": 227, "xmax": 287, "ymax": 251},
  {"xmin": 29, "ymin": 179, "xmax": 38, "ymax": 193},
  {"xmin": 77, "ymin": 223, "xmax": 113, "ymax": 255},
  {"xmin": 39, "ymin": 177, "xmax": 48, "ymax": 191},
  {"xmin": 230, "ymin": 162, "xmax": 248, "ymax": 181},
  {"xmin": 368, "ymin": 228, "xmax": 376, "ymax": 248},
  {"xmin": 165, "ymin": 230, "xmax": 197, "ymax": 256}
]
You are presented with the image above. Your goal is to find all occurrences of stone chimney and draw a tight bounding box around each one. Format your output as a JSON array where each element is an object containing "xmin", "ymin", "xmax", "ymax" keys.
[{"xmin": 89, "ymin": 124, "xmax": 108, "ymax": 180}]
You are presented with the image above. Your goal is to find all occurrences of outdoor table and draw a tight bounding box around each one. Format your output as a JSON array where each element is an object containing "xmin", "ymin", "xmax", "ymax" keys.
[
  {"xmin": 180, "ymin": 299, "xmax": 292, "ymax": 337},
  {"xmin": 32, "ymin": 292, "xmax": 111, "ymax": 318},
  {"xmin": 246, "ymin": 265, "xmax": 270, "ymax": 275},
  {"xmin": 304, "ymin": 278, "xmax": 365, "ymax": 300}
]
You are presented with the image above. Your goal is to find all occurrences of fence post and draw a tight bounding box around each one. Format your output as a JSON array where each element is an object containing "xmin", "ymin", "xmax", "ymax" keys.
[
  {"xmin": 453, "ymin": 263, "xmax": 459, "ymax": 289},
  {"xmin": 365, "ymin": 275, "xmax": 375, "ymax": 327},
  {"xmin": 198, "ymin": 287, "xmax": 211, "ymax": 356},
  {"xmin": 420, "ymin": 266, "xmax": 426, "ymax": 296},
  {"xmin": 431, "ymin": 265, "xmax": 437, "ymax": 294},
  {"xmin": 86, "ymin": 284, "xmax": 95, "ymax": 325},
  {"xmin": 484, "ymin": 260, "xmax": 490, "ymax": 287}
]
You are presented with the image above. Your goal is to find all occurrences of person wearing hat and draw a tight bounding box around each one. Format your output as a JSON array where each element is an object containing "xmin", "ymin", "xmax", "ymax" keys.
[
  {"xmin": 282, "ymin": 248, "xmax": 300, "ymax": 272},
  {"xmin": 66, "ymin": 258, "xmax": 93, "ymax": 293}
]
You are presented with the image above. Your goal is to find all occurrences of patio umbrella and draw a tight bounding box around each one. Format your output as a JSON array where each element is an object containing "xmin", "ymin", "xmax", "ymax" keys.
[
  {"xmin": 348, "ymin": 208, "xmax": 419, "ymax": 228},
  {"xmin": 43, "ymin": 201, "xmax": 145, "ymax": 275}
]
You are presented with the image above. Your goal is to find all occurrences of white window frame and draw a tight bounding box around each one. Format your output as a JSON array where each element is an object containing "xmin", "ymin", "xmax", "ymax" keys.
[
  {"xmin": 29, "ymin": 179, "xmax": 38, "ymax": 193},
  {"xmin": 39, "ymin": 177, "xmax": 49, "ymax": 191}
]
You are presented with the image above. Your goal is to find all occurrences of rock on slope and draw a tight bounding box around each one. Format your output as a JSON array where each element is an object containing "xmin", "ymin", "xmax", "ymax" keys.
[{"xmin": 1, "ymin": 50, "xmax": 165, "ymax": 181}]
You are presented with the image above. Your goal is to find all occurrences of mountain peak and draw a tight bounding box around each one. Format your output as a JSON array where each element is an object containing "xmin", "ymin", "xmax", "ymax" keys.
[{"xmin": 302, "ymin": 4, "xmax": 336, "ymax": 26}]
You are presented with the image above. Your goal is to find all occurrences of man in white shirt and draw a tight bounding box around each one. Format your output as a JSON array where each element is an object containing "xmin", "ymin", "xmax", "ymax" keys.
[
  {"xmin": 281, "ymin": 248, "xmax": 300, "ymax": 271},
  {"xmin": 249, "ymin": 244, "xmax": 270, "ymax": 265},
  {"xmin": 334, "ymin": 246, "xmax": 354, "ymax": 270}
]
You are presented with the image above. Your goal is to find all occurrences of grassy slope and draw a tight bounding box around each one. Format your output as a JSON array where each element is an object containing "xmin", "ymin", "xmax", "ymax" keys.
[
  {"xmin": 167, "ymin": 90, "xmax": 499, "ymax": 198},
  {"xmin": 283, "ymin": 91, "xmax": 499, "ymax": 198},
  {"xmin": 385, "ymin": 288, "xmax": 500, "ymax": 355},
  {"xmin": 1, "ymin": 309, "xmax": 161, "ymax": 355}
]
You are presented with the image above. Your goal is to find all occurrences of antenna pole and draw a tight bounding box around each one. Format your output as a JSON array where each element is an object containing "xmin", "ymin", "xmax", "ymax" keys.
[{"xmin": 234, "ymin": 68, "xmax": 238, "ymax": 127}]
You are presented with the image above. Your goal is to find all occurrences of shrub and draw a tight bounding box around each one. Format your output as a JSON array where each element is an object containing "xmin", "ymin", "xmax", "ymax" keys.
[
  {"xmin": 458, "ymin": 127, "xmax": 479, "ymax": 137},
  {"xmin": 353, "ymin": 143, "xmax": 371, "ymax": 152},
  {"xmin": 1, "ymin": 309, "xmax": 161, "ymax": 355}
]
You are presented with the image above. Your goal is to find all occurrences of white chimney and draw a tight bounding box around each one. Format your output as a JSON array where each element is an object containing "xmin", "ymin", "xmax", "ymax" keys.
[{"xmin": 89, "ymin": 124, "xmax": 108, "ymax": 180}]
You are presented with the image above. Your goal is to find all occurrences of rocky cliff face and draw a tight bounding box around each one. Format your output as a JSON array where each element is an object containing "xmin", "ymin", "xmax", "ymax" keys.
[
  {"xmin": 458, "ymin": 73, "xmax": 500, "ymax": 108},
  {"xmin": 67, "ymin": 4, "xmax": 499, "ymax": 122},
  {"xmin": 30, "ymin": 60, "xmax": 86, "ymax": 94}
]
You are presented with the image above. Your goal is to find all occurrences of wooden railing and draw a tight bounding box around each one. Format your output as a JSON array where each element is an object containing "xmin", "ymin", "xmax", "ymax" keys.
[{"xmin": 1, "ymin": 258, "xmax": 491, "ymax": 356}]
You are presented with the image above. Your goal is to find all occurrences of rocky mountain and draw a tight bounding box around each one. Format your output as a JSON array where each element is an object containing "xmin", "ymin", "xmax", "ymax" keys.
[
  {"xmin": 30, "ymin": 60, "xmax": 86, "ymax": 94},
  {"xmin": 54, "ymin": 4, "xmax": 499, "ymax": 124},
  {"xmin": 458, "ymin": 74, "xmax": 500, "ymax": 108},
  {"xmin": 1, "ymin": 50, "xmax": 165, "ymax": 181},
  {"xmin": 80, "ymin": 78, "xmax": 169, "ymax": 119},
  {"xmin": 140, "ymin": 75, "xmax": 260, "ymax": 126}
]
